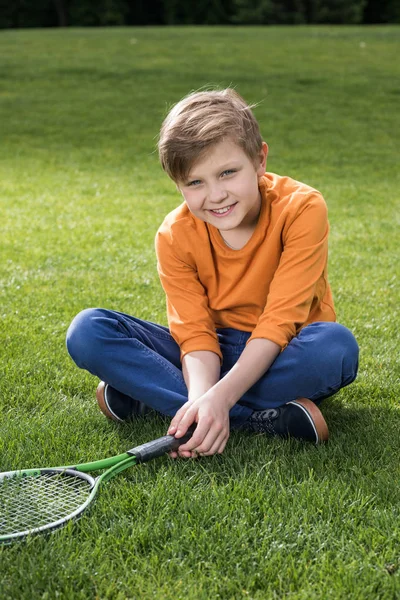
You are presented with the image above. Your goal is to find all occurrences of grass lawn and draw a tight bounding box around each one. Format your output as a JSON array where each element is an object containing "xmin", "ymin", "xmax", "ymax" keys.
[{"xmin": 0, "ymin": 24, "xmax": 399, "ymax": 599}]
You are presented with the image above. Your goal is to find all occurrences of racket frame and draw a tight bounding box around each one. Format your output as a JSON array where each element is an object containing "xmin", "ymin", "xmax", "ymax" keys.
[{"xmin": 0, "ymin": 429, "xmax": 194, "ymax": 543}]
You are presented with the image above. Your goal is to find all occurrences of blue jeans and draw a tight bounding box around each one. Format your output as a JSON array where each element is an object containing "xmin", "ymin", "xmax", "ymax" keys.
[{"xmin": 66, "ymin": 309, "xmax": 359, "ymax": 428}]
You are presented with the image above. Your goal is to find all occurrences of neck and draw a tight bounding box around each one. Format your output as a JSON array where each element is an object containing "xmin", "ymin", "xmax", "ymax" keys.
[{"xmin": 221, "ymin": 235, "xmax": 239, "ymax": 250}]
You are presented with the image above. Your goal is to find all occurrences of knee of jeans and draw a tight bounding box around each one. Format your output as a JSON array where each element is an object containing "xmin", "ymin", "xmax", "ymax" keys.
[
  {"xmin": 66, "ymin": 308, "xmax": 104, "ymax": 369},
  {"xmin": 338, "ymin": 324, "xmax": 359, "ymax": 383},
  {"xmin": 319, "ymin": 322, "xmax": 359, "ymax": 382}
]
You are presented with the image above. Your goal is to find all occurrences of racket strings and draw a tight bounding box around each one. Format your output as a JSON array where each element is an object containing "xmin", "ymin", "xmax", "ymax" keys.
[{"xmin": 0, "ymin": 472, "xmax": 92, "ymax": 536}]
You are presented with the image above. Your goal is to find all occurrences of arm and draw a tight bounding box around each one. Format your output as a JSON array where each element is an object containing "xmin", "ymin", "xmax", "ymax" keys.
[
  {"xmin": 169, "ymin": 338, "xmax": 280, "ymax": 457},
  {"xmin": 182, "ymin": 350, "xmax": 221, "ymax": 401},
  {"xmin": 169, "ymin": 350, "xmax": 221, "ymax": 458},
  {"xmin": 155, "ymin": 222, "xmax": 227, "ymax": 456},
  {"xmin": 212, "ymin": 338, "xmax": 280, "ymax": 406},
  {"xmin": 250, "ymin": 193, "xmax": 331, "ymax": 348},
  {"xmin": 155, "ymin": 224, "xmax": 222, "ymax": 361}
]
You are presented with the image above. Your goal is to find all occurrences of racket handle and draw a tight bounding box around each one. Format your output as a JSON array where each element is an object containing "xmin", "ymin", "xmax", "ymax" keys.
[{"xmin": 128, "ymin": 425, "xmax": 196, "ymax": 463}]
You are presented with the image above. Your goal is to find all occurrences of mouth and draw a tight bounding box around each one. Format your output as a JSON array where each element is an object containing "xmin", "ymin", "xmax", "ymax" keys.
[{"xmin": 208, "ymin": 203, "xmax": 237, "ymax": 217}]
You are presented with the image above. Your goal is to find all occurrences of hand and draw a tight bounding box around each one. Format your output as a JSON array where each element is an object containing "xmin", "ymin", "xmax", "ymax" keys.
[{"xmin": 167, "ymin": 391, "xmax": 230, "ymax": 458}]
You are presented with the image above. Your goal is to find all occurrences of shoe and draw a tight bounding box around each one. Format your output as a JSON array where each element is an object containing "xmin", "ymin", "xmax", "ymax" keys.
[
  {"xmin": 243, "ymin": 398, "xmax": 329, "ymax": 444},
  {"xmin": 96, "ymin": 381, "xmax": 152, "ymax": 423}
]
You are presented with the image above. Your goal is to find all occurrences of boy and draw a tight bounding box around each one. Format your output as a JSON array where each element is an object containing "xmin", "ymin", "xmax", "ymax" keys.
[{"xmin": 66, "ymin": 88, "xmax": 359, "ymax": 458}]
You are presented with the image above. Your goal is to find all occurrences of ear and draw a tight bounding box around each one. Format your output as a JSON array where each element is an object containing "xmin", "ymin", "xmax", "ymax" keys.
[{"xmin": 256, "ymin": 142, "xmax": 268, "ymax": 177}]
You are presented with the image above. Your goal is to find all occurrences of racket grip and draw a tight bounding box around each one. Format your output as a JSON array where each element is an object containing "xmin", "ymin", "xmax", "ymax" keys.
[{"xmin": 128, "ymin": 426, "xmax": 196, "ymax": 463}]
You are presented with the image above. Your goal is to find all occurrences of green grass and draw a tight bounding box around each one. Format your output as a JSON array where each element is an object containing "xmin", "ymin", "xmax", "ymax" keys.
[{"xmin": 0, "ymin": 25, "xmax": 399, "ymax": 599}]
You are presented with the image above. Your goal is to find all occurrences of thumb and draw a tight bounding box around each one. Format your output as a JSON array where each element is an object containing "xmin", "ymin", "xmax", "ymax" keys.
[
  {"xmin": 167, "ymin": 405, "xmax": 188, "ymax": 435},
  {"xmin": 174, "ymin": 410, "xmax": 198, "ymax": 438}
]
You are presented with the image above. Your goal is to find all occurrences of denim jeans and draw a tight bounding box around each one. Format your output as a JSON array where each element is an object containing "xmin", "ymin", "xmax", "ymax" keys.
[{"xmin": 66, "ymin": 308, "xmax": 359, "ymax": 428}]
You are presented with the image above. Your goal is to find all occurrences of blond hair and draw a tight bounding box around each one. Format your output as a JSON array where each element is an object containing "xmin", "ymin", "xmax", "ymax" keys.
[{"xmin": 158, "ymin": 88, "xmax": 263, "ymax": 182}]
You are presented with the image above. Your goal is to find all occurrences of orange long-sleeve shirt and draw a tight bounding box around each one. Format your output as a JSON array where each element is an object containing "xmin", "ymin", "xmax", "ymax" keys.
[{"xmin": 155, "ymin": 173, "xmax": 336, "ymax": 362}]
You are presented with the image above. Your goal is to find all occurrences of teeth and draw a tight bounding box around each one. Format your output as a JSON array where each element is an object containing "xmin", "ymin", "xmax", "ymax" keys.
[{"xmin": 211, "ymin": 206, "xmax": 231, "ymax": 214}]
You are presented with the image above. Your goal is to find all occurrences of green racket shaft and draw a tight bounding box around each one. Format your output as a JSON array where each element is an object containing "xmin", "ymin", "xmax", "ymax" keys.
[{"xmin": 0, "ymin": 428, "xmax": 194, "ymax": 543}]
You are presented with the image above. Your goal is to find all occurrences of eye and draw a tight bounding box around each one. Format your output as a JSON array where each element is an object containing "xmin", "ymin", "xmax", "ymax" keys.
[
  {"xmin": 221, "ymin": 169, "xmax": 236, "ymax": 177},
  {"xmin": 187, "ymin": 179, "xmax": 201, "ymax": 187}
]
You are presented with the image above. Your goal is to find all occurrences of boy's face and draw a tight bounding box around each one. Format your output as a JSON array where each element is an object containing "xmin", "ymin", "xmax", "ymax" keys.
[{"xmin": 177, "ymin": 138, "xmax": 268, "ymax": 234}]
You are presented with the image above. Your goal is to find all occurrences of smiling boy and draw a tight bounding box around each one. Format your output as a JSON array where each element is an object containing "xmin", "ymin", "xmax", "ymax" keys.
[{"xmin": 66, "ymin": 88, "xmax": 359, "ymax": 457}]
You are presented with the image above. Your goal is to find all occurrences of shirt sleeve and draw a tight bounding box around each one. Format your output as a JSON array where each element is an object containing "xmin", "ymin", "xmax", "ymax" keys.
[
  {"xmin": 248, "ymin": 193, "xmax": 330, "ymax": 349},
  {"xmin": 155, "ymin": 225, "xmax": 222, "ymax": 362}
]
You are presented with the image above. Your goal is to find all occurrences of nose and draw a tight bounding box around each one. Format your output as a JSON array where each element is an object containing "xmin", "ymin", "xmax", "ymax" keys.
[{"xmin": 208, "ymin": 182, "xmax": 228, "ymax": 204}]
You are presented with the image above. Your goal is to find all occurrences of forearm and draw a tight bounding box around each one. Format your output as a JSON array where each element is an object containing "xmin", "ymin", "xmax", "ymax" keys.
[
  {"xmin": 169, "ymin": 338, "xmax": 281, "ymax": 457},
  {"xmin": 182, "ymin": 350, "xmax": 221, "ymax": 401},
  {"xmin": 213, "ymin": 338, "xmax": 281, "ymax": 409}
]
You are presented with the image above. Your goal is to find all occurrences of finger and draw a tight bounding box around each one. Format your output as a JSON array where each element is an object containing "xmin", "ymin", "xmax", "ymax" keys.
[
  {"xmin": 177, "ymin": 450, "xmax": 193, "ymax": 459},
  {"xmin": 168, "ymin": 404, "xmax": 189, "ymax": 434},
  {"xmin": 180, "ymin": 449, "xmax": 202, "ymax": 459},
  {"xmin": 216, "ymin": 435, "xmax": 229, "ymax": 454},
  {"xmin": 197, "ymin": 425, "xmax": 229, "ymax": 456},
  {"xmin": 173, "ymin": 409, "xmax": 199, "ymax": 440},
  {"xmin": 208, "ymin": 432, "xmax": 229, "ymax": 456},
  {"xmin": 190, "ymin": 421, "xmax": 226, "ymax": 454},
  {"xmin": 168, "ymin": 407, "xmax": 186, "ymax": 433},
  {"xmin": 197, "ymin": 429, "xmax": 226, "ymax": 456},
  {"xmin": 177, "ymin": 417, "xmax": 210, "ymax": 451}
]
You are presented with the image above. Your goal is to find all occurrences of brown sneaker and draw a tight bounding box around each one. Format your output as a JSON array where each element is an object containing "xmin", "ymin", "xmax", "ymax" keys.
[
  {"xmin": 243, "ymin": 397, "xmax": 329, "ymax": 444},
  {"xmin": 96, "ymin": 381, "xmax": 152, "ymax": 423}
]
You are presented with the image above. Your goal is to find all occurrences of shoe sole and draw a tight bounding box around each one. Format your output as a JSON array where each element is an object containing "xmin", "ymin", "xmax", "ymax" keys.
[
  {"xmin": 288, "ymin": 398, "xmax": 329, "ymax": 444},
  {"xmin": 96, "ymin": 381, "xmax": 123, "ymax": 423}
]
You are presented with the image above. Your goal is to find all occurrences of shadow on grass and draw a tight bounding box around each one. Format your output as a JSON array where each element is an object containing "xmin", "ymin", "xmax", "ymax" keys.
[{"xmin": 107, "ymin": 394, "xmax": 400, "ymax": 512}]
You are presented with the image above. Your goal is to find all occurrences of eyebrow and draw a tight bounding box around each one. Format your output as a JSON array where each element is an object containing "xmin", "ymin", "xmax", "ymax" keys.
[{"xmin": 187, "ymin": 161, "xmax": 241, "ymax": 181}]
